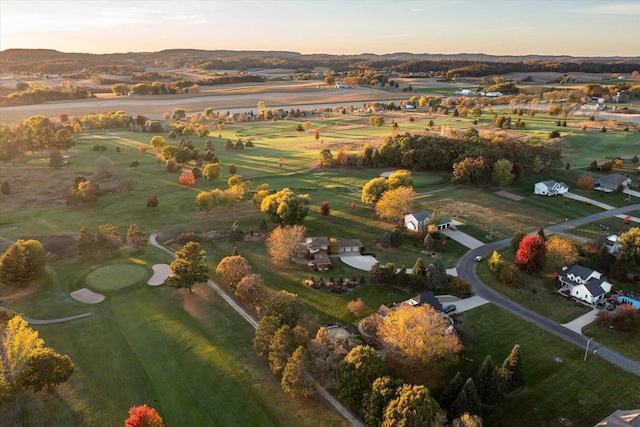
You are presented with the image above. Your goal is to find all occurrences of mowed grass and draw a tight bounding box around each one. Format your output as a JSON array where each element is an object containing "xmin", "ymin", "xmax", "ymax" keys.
[
  {"xmin": 454, "ymin": 304, "xmax": 640, "ymax": 427},
  {"xmin": 583, "ymin": 319, "xmax": 640, "ymax": 362},
  {"xmin": 84, "ymin": 263, "xmax": 149, "ymax": 291},
  {"xmin": 10, "ymin": 257, "xmax": 347, "ymax": 427}
]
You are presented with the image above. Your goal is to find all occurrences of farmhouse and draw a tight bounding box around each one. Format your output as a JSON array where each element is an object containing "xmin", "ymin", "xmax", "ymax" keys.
[
  {"xmin": 533, "ymin": 180, "xmax": 569, "ymax": 196},
  {"xmin": 558, "ymin": 265, "xmax": 612, "ymax": 305},
  {"xmin": 404, "ymin": 211, "xmax": 453, "ymax": 232},
  {"xmin": 595, "ymin": 173, "xmax": 632, "ymax": 192}
]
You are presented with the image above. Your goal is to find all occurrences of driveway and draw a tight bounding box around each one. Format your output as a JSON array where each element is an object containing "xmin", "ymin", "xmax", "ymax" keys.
[
  {"xmin": 436, "ymin": 295, "xmax": 489, "ymax": 313},
  {"xmin": 562, "ymin": 309, "xmax": 599, "ymax": 335},
  {"xmin": 440, "ymin": 228, "xmax": 485, "ymax": 249},
  {"xmin": 564, "ymin": 192, "xmax": 640, "ymax": 223},
  {"xmin": 455, "ymin": 204, "xmax": 640, "ymax": 377},
  {"xmin": 339, "ymin": 254, "xmax": 378, "ymax": 271}
]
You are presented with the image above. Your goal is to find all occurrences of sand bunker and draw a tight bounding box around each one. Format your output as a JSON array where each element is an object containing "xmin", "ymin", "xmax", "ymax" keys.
[
  {"xmin": 148, "ymin": 264, "xmax": 171, "ymax": 286},
  {"xmin": 70, "ymin": 288, "xmax": 105, "ymax": 304}
]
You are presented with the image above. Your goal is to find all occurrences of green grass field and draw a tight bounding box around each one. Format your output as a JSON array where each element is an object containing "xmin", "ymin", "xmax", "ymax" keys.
[{"xmin": 1, "ymin": 104, "xmax": 639, "ymax": 425}]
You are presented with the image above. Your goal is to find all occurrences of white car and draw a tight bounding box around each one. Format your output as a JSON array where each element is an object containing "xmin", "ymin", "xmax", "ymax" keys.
[{"xmin": 474, "ymin": 256, "xmax": 482, "ymax": 262}]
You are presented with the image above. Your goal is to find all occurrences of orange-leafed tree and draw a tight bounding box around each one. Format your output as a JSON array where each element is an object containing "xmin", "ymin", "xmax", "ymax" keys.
[
  {"xmin": 515, "ymin": 234, "xmax": 546, "ymax": 274},
  {"xmin": 178, "ymin": 171, "xmax": 195, "ymax": 186},
  {"xmin": 73, "ymin": 122, "xmax": 82, "ymax": 133},
  {"xmin": 125, "ymin": 404, "xmax": 165, "ymax": 427},
  {"xmin": 314, "ymin": 130, "xmax": 320, "ymax": 140}
]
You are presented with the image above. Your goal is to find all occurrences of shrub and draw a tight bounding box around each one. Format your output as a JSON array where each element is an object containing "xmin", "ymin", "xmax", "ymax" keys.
[
  {"xmin": 168, "ymin": 130, "xmax": 177, "ymax": 139},
  {"xmin": 576, "ymin": 175, "xmax": 595, "ymax": 190},
  {"xmin": 130, "ymin": 160, "xmax": 139, "ymax": 168},
  {"xmin": 165, "ymin": 159, "xmax": 179, "ymax": 173},
  {"xmin": 148, "ymin": 121, "xmax": 163, "ymax": 133},
  {"xmin": 600, "ymin": 126, "xmax": 607, "ymax": 132},
  {"xmin": 632, "ymin": 155, "xmax": 639, "ymax": 163},
  {"xmin": 499, "ymin": 264, "xmax": 519, "ymax": 284},
  {"xmin": 549, "ymin": 130, "xmax": 561, "ymax": 139},
  {"xmin": 450, "ymin": 277, "xmax": 473, "ymax": 298},
  {"xmin": 176, "ymin": 232, "xmax": 199, "ymax": 245},
  {"xmin": 0, "ymin": 181, "xmax": 10, "ymax": 195}
]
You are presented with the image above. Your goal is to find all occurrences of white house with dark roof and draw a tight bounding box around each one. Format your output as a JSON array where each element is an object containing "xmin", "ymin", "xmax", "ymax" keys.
[
  {"xmin": 534, "ymin": 180, "xmax": 569, "ymax": 196},
  {"xmin": 303, "ymin": 236, "xmax": 330, "ymax": 254},
  {"xmin": 598, "ymin": 234, "xmax": 622, "ymax": 255},
  {"xmin": 558, "ymin": 265, "xmax": 612, "ymax": 304},
  {"xmin": 404, "ymin": 211, "xmax": 453, "ymax": 232}
]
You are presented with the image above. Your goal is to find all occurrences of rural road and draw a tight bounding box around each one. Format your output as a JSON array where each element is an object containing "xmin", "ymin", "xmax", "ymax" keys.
[
  {"xmin": 148, "ymin": 233, "xmax": 363, "ymax": 427},
  {"xmin": 455, "ymin": 204, "xmax": 640, "ymax": 377}
]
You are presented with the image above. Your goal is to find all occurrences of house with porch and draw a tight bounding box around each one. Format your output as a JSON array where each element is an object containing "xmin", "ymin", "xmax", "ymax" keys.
[
  {"xmin": 404, "ymin": 211, "xmax": 453, "ymax": 232},
  {"xmin": 558, "ymin": 265, "xmax": 612, "ymax": 304},
  {"xmin": 533, "ymin": 180, "xmax": 569, "ymax": 196}
]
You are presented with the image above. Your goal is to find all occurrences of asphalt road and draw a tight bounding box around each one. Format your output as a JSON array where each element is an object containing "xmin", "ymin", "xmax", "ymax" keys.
[{"xmin": 455, "ymin": 204, "xmax": 640, "ymax": 377}]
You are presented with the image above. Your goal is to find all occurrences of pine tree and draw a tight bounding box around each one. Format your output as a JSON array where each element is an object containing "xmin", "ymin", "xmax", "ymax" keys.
[
  {"xmin": 439, "ymin": 371, "xmax": 464, "ymax": 411},
  {"xmin": 473, "ymin": 355, "xmax": 504, "ymax": 405},
  {"xmin": 363, "ymin": 376, "xmax": 404, "ymax": 426},
  {"xmin": 500, "ymin": 344, "xmax": 524, "ymax": 391},
  {"xmin": 450, "ymin": 378, "xmax": 482, "ymax": 421},
  {"xmin": 164, "ymin": 242, "xmax": 209, "ymax": 292}
]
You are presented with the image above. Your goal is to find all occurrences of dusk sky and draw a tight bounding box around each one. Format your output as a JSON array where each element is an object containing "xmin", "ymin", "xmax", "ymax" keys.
[{"xmin": 1, "ymin": 0, "xmax": 639, "ymax": 57}]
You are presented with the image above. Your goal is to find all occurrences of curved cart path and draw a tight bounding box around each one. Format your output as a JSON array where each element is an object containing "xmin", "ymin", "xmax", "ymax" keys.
[
  {"xmin": 0, "ymin": 306, "xmax": 92, "ymax": 325},
  {"xmin": 148, "ymin": 233, "xmax": 363, "ymax": 426}
]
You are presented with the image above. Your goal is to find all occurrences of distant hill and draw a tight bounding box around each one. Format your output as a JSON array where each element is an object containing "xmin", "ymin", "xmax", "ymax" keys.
[{"xmin": 1, "ymin": 48, "xmax": 639, "ymax": 75}]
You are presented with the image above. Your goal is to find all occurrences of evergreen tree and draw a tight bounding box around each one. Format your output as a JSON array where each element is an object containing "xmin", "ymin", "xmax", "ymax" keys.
[
  {"xmin": 0, "ymin": 239, "xmax": 46, "ymax": 286},
  {"xmin": 281, "ymin": 346, "xmax": 314, "ymax": 398},
  {"xmin": 164, "ymin": 242, "xmax": 209, "ymax": 292},
  {"xmin": 363, "ymin": 376, "xmax": 404, "ymax": 426},
  {"xmin": 512, "ymin": 230, "xmax": 526, "ymax": 252},
  {"xmin": 500, "ymin": 344, "xmax": 525, "ymax": 391},
  {"xmin": 473, "ymin": 355, "xmax": 504, "ymax": 405},
  {"xmin": 450, "ymin": 378, "xmax": 482, "ymax": 421},
  {"xmin": 439, "ymin": 371, "xmax": 464, "ymax": 411},
  {"xmin": 380, "ymin": 232, "xmax": 391, "ymax": 248},
  {"xmin": 537, "ymin": 228, "xmax": 547, "ymax": 241}
]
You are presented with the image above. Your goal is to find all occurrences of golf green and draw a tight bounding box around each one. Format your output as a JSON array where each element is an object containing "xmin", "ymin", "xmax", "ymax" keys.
[{"xmin": 85, "ymin": 263, "xmax": 148, "ymax": 291}]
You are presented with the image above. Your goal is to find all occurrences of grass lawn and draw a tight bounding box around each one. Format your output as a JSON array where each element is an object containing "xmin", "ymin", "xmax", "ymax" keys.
[
  {"xmin": 4, "ymin": 252, "xmax": 348, "ymax": 427},
  {"xmin": 476, "ymin": 252, "xmax": 590, "ymax": 324},
  {"xmin": 84, "ymin": 263, "xmax": 149, "ymax": 292},
  {"xmin": 453, "ymin": 304, "xmax": 640, "ymax": 427},
  {"xmin": 583, "ymin": 319, "xmax": 640, "ymax": 362}
]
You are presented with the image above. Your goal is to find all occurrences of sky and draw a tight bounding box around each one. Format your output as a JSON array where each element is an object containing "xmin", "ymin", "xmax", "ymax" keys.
[{"xmin": 1, "ymin": 0, "xmax": 639, "ymax": 57}]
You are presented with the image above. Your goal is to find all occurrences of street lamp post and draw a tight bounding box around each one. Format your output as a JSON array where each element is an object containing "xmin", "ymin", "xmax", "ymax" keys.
[{"xmin": 584, "ymin": 337, "xmax": 593, "ymax": 361}]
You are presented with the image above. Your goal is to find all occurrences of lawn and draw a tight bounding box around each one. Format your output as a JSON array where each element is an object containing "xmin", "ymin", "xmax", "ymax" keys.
[
  {"xmin": 453, "ymin": 304, "xmax": 640, "ymax": 427},
  {"xmin": 583, "ymin": 319, "xmax": 640, "ymax": 362},
  {"xmin": 476, "ymin": 250, "xmax": 590, "ymax": 324},
  {"xmin": 4, "ymin": 252, "xmax": 348, "ymax": 427},
  {"xmin": 84, "ymin": 263, "xmax": 149, "ymax": 292}
]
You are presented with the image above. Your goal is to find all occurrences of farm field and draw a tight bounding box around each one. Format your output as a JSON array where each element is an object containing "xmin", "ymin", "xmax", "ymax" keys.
[{"xmin": 1, "ymin": 93, "xmax": 639, "ymax": 426}]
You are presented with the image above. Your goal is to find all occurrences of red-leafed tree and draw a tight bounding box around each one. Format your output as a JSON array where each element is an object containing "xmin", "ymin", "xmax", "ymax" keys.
[
  {"xmin": 314, "ymin": 130, "xmax": 320, "ymax": 140},
  {"xmin": 320, "ymin": 201, "xmax": 331, "ymax": 217},
  {"xmin": 125, "ymin": 404, "xmax": 165, "ymax": 427},
  {"xmin": 350, "ymin": 201, "xmax": 356, "ymax": 210},
  {"xmin": 178, "ymin": 171, "xmax": 195, "ymax": 186},
  {"xmin": 515, "ymin": 234, "xmax": 546, "ymax": 273}
]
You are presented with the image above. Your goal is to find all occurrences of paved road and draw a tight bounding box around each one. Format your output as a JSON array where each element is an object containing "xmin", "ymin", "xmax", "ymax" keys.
[
  {"xmin": 455, "ymin": 204, "xmax": 640, "ymax": 377},
  {"xmin": 148, "ymin": 234, "xmax": 363, "ymax": 426}
]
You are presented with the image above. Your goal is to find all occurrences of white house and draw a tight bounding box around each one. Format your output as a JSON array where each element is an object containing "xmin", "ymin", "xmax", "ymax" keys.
[
  {"xmin": 533, "ymin": 180, "xmax": 569, "ymax": 196},
  {"xmin": 404, "ymin": 211, "xmax": 453, "ymax": 232},
  {"xmin": 336, "ymin": 239, "xmax": 363, "ymax": 253},
  {"xmin": 599, "ymin": 234, "xmax": 622, "ymax": 255},
  {"xmin": 304, "ymin": 237, "xmax": 330, "ymax": 254},
  {"xmin": 558, "ymin": 265, "xmax": 612, "ymax": 304}
]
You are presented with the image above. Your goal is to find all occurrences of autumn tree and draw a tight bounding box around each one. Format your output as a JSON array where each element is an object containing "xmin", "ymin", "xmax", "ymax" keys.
[
  {"xmin": 146, "ymin": 194, "xmax": 158, "ymax": 208},
  {"xmin": 596, "ymin": 304, "xmax": 638, "ymax": 331},
  {"xmin": 253, "ymin": 316, "xmax": 282, "ymax": 358},
  {"xmin": 618, "ymin": 227, "xmax": 640, "ymax": 266},
  {"xmin": 375, "ymin": 186, "xmax": 415, "ymax": 224},
  {"xmin": 96, "ymin": 224, "xmax": 122, "ymax": 256},
  {"xmin": 164, "ymin": 242, "xmax": 209, "ymax": 292},
  {"xmin": 281, "ymin": 346, "xmax": 314, "ymax": 398},
  {"xmin": 125, "ymin": 404, "xmax": 165, "ymax": 427},
  {"xmin": 500, "ymin": 344, "xmax": 524, "ymax": 392},
  {"xmin": 0, "ymin": 239, "xmax": 46, "ymax": 286},
  {"xmin": 363, "ymin": 376, "xmax": 404, "ymax": 427},
  {"xmin": 515, "ymin": 235, "xmax": 546, "ymax": 274},
  {"xmin": 377, "ymin": 304, "xmax": 462, "ymax": 368},
  {"xmin": 491, "ymin": 159, "xmax": 514, "ymax": 187},
  {"xmin": 338, "ymin": 345, "xmax": 386, "ymax": 411},
  {"xmin": 266, "ymin": 225, "xmax": 306, "ymax": 265},
  {"xmin": 126, "ymin": 224, "xmax": 147, "ymax": 250},
  {"xmin": 347, "ymin": 298, "xmax": 366, "ymax": 316},
  {"xmin": 452, "ymin": 157, "xmax": 491, "ymax": 185},
  {"xmin": 235, "ymin": 273, "xmax": 266, "ymax": 310},
  {"xmin": 260, "ymin": 188, "xmax": 310, "ymax": 225},
  {"xmin": 388, "ymin": 169, "xmax": 414, "ymax": 189},
  {"xmin": 382, "ymin": 384, "xmax": 442, "ymax": 427},
  {"xmin": 269, "ymin": 325, "xmax": 297, "ymax": 376},
  {"xmin": 576, "ymin": 175, "xmax": 595, "ymax": 190},
  {"xmin": 452, "ymin": 413, "xmax": 483, "ymax": 427},
  {"xmin": 369, "ymin": 116, "xmax": 385, "ymax": 127},
  {"xmin": 215, "ymin": 255, "xmax": 251, "ymax": 292},
  {"xmin": 488, "ymin": 251, "xmax": 503, "ymax": 273},
  {"xmin": 21, "ymin": 347, "xmax": 74, "ymax": 392},
  {"xmin": 320, "ymin": 201, "xmax": 331, "ymax": 218},
  {"xmin": 545, "ymin": 236, "xmax": 578, "ymax": 272},
  {"xmin": 149, "ymin": 136, "xmax": 166, "ymax": 152},
  {"xmin": 361, "ymin": 177, "xmax": 389, "ymax": 204}
]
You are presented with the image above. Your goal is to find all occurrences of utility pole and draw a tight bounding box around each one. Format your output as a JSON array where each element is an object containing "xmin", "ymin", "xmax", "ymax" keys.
[{"xmin": 584, "ymin": 337, "xmax": 593, "ymax": 361}]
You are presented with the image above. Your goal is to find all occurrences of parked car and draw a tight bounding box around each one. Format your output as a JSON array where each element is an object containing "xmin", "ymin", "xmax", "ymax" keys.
[
  {"xmin": 595, "ymin": 301, "xmax": 605, "ymax": 309},
  {"xmin": 474, "ymin": 256, "xmax": 482, "ymax": 262},
  {"xmin": 606, "ymin": 302, "xmax": 616, "ymax": 311},
  {"xmin": 443, "ymin": 304, "xmax": 457, "ymax": 313}
]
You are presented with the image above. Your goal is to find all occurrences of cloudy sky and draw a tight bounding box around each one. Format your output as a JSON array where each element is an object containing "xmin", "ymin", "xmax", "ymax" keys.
[{"xmin": 1, "ymin": 0, "xmax": 639, "ymax": 56}]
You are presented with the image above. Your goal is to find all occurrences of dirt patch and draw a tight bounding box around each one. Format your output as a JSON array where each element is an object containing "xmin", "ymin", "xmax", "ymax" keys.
[
  {"xmin": 494, "ymin": 190, "xmax": 524, "ymax": 201},
  {"xmin": 243, "ymin": 232, "xmax": 268, "ymax": 241},
  {"xmin": 0, "ymin": 278, "xmax": 43, "ymax": 302},
  {"xmin": 70, "ymin": 288, "xmax": 105, "ymax": 304},
  {"xmin": 17, "ymin": 234, "xmax": 78, "ymax": 261}
]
